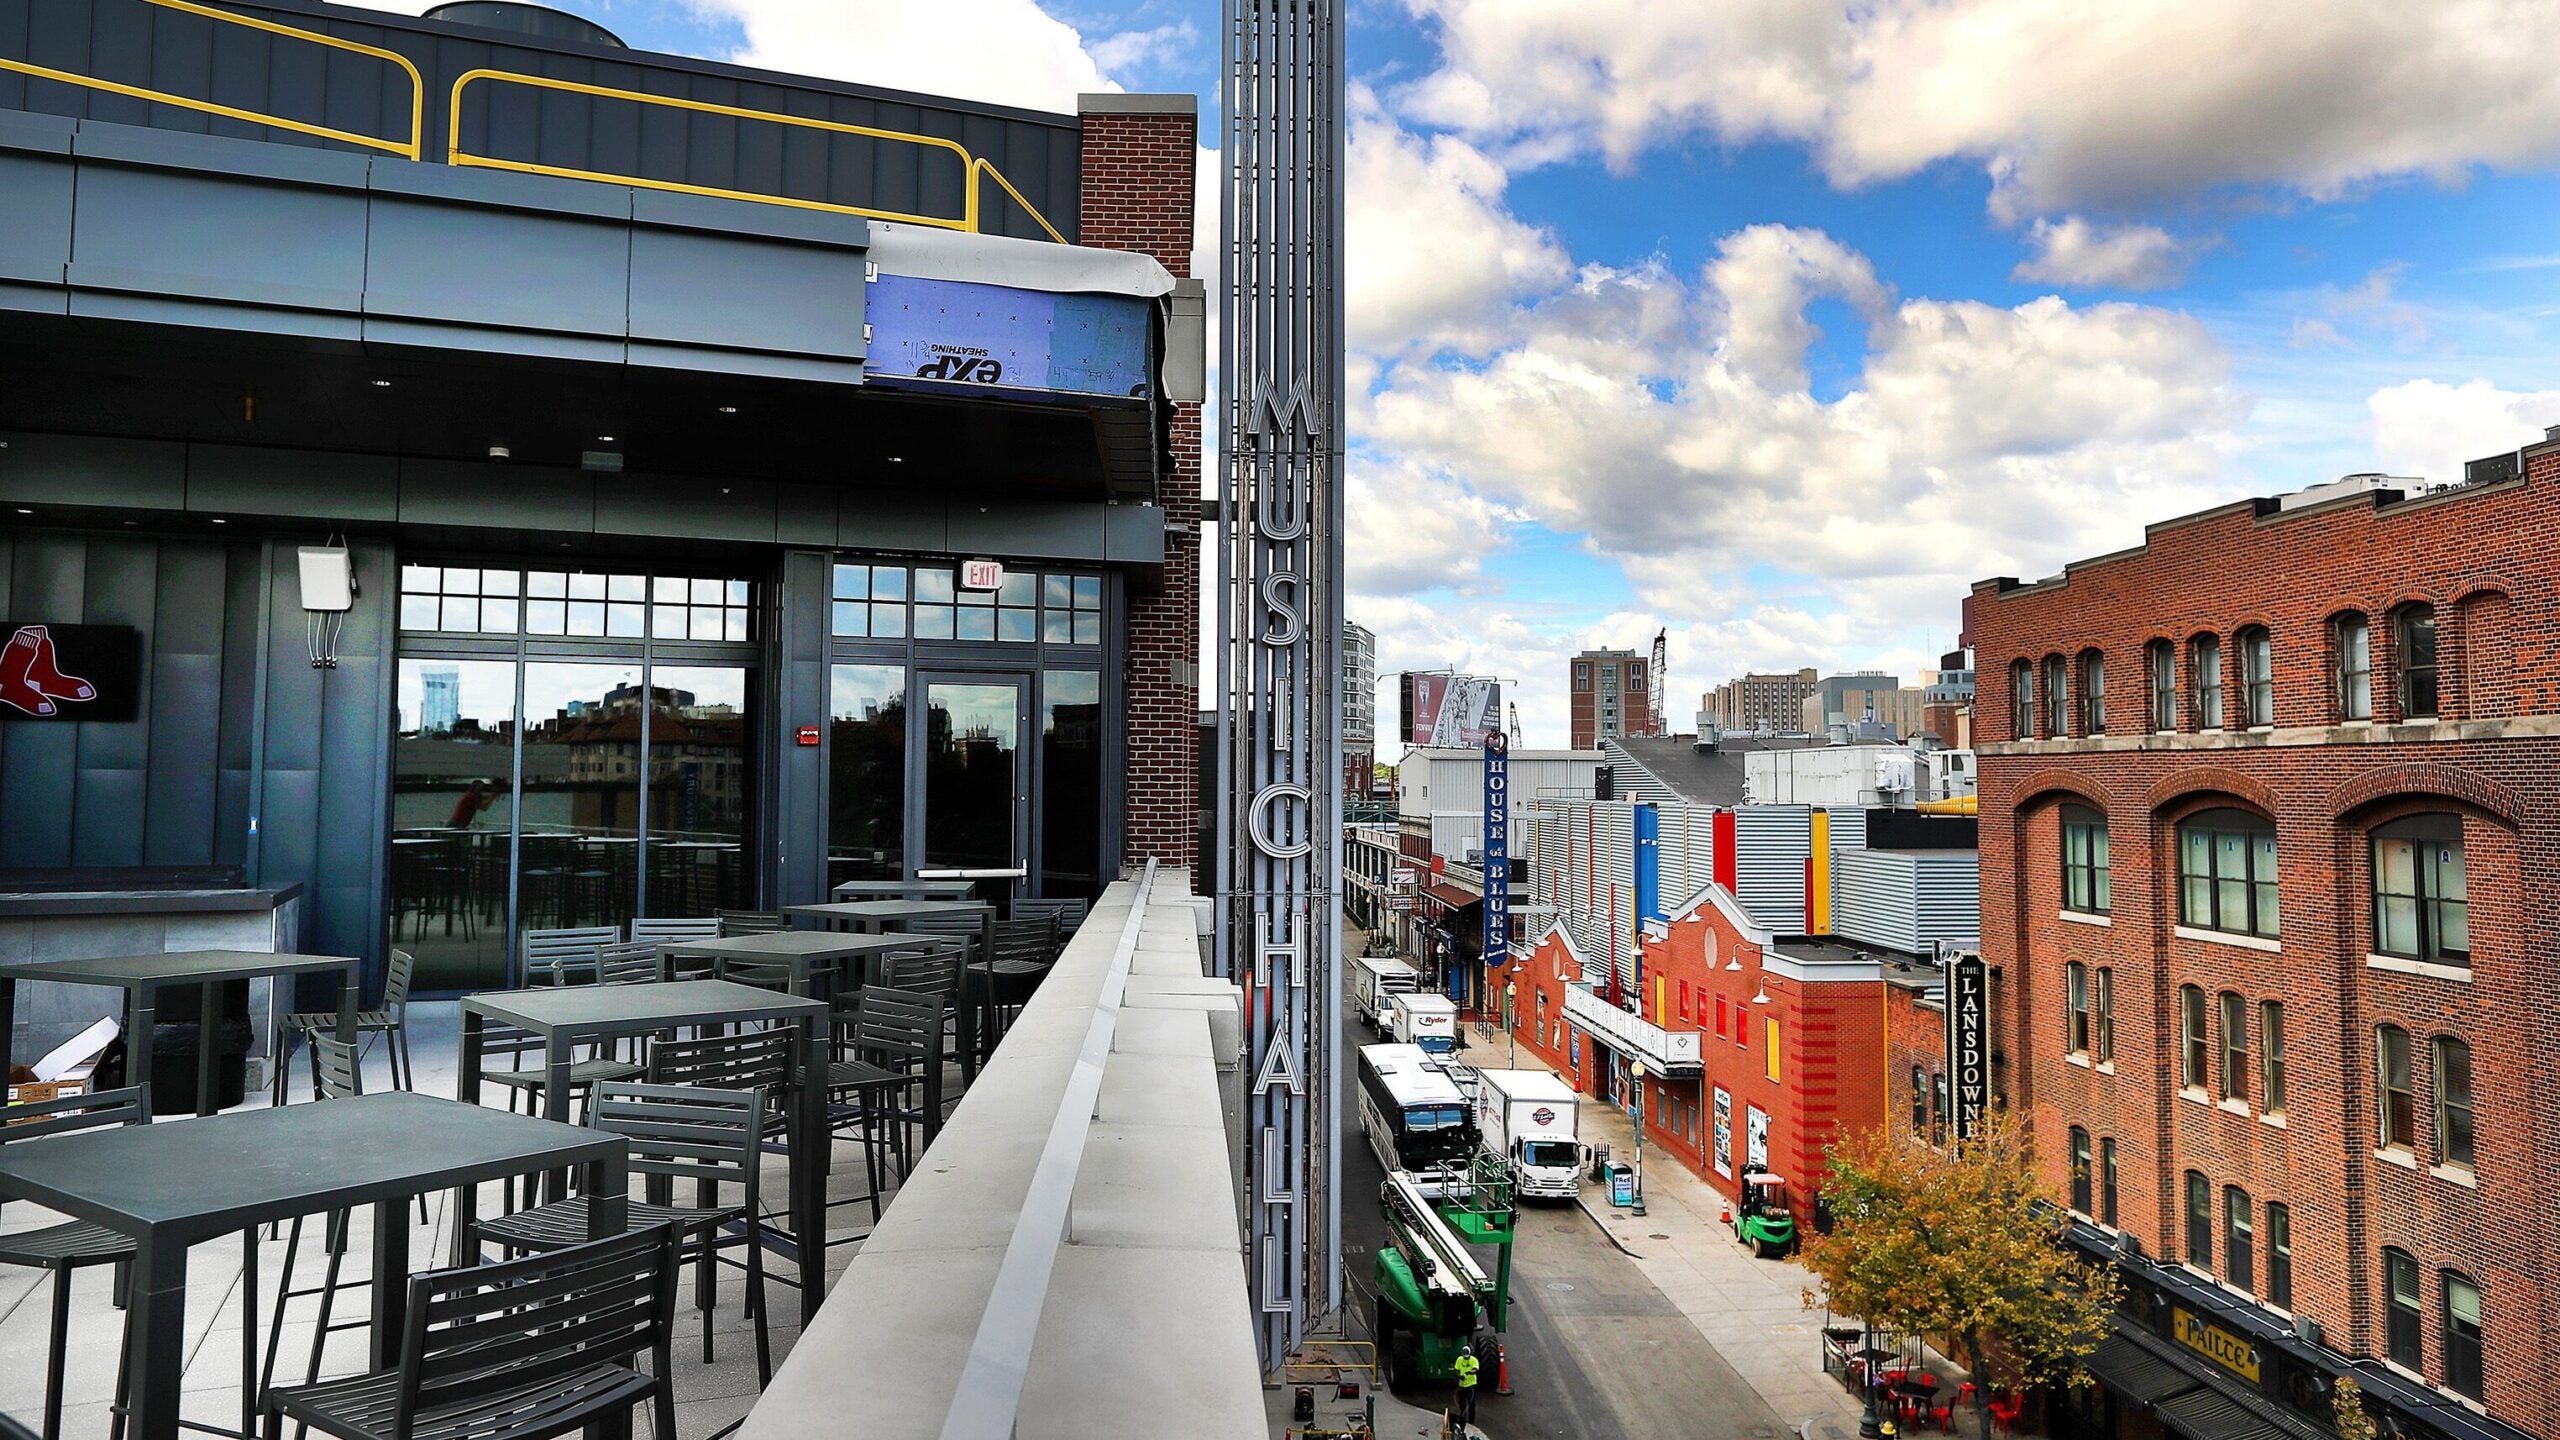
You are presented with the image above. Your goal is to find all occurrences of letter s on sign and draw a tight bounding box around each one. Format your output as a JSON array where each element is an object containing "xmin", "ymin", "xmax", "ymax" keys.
[{"xmin": 1259, "ymin": 571, "xmax": 1305, "ymax": 646}]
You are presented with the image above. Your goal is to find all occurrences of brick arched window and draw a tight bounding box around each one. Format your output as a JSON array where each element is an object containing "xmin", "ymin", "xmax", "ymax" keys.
[
  {"xmin": 2332, "ymin": 611, "xmax": 2372, "ymax": 721},
  {"xmin": 2147, "ymin": 639, "xmax": 2177, "ymax": 732},
  {"xmin": 2011, "ymin": 659, "xmax": 2034, "ymax": 741},
  {"xmin": 2395, "ymin": 603, "xmax": 2438, "ymax": 718},
  {"xmin": 2078, "ymin": 648, "xmax": 2106, "ymax": 734},
  {"xmin": 2042, "ymin": 654, "xmax": 2067, "ymax": 737},
  {"xmin": 2192, "ymin": 633, "xmax": 2224, "ymax": 729}
]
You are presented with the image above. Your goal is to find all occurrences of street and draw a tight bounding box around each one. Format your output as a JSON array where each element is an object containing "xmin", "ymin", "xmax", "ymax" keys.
[{"xmin": 1337, "ymin": 959, "xmax": 1794, "ymax": 1439}]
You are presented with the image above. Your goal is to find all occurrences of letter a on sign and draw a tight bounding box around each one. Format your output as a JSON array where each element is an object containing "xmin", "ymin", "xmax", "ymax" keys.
[{"xmin": 1253, "ymin": 1025, "xmax": 1305, "ymax": 1096}]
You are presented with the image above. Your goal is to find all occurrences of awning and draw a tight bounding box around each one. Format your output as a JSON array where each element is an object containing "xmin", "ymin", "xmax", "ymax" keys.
[
  {"xmin": 1422, "ymin": 882, "xmax": 1480, "ymax": 911},
  {"xmin": 2155, "ymin": 1387, "xmax": 2289, "ymax": 1440},
  {"xmin": 2086, "ymin": 1334, "xmax": 2201, "ymax": 1407}
]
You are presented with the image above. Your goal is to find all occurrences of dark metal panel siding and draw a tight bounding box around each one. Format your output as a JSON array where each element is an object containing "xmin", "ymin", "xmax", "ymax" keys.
[
  {"xmin": 307, "ymin": 538, "xmax": 392, "ymax": 990},
  {"xmin": 0, "ymin": 0, "xmax": 1079, "ymax": 240},
  {"xmin": 1, "ymin": 532, "xmax": 84, "ymax": 866},
  {"xmin": 213, "ymin": 542, "xmax": 262, "ymax": 868},
  {"xmin": 145, "ymin": 542, "xmax": 228, "ymax": 864},
  {"xmin": 69, "ymin": 536, "xmax": 153, "ymax": 865},
  {"xmin": 773, "ymin": 548, "xmax": 828, "ymax": 907}
]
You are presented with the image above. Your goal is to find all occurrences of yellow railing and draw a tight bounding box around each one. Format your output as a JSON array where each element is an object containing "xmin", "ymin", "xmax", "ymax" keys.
[
  {"xmin": 1, "ymin": 0, "xmax": 1068, "ymax": 240},
  {"xmin": 0, "ymin": 0, "xmax": 423, "ymax": 159},
  {"xmin": 446, "ymin": 69, "xmax": 1067, "ymax": 241}
]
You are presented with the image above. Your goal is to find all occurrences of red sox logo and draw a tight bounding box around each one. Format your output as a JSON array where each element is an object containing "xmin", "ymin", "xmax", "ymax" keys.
[{"xmin": 0, "ymin": 626, "xmax": 97, "ymax": 717}]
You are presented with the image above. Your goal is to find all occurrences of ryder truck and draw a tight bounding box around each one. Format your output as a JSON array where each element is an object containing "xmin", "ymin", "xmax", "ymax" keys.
[{"xmin": 1473, "ymin": 1068, "xmax": 1582, "ymax": 1199}]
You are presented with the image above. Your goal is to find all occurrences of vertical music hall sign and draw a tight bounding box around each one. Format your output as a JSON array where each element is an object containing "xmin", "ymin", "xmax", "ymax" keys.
[
  {"xmin": 1481, "ymin": 731, "xmax": 1509, "ymax": 966},
  {"xmin": 1221, "ymin": 0, "xmax": 1345, "ymax": 1369},
  {"xmin": 1940, "ymin": 943, "xmax": 1989, "ymax": 1142}
]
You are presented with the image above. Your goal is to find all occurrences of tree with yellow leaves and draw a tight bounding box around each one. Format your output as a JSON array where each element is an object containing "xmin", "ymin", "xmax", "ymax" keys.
[{"xmin": 1800, "ymin": 1114, "xmax": 2120, "ymax": 1440}]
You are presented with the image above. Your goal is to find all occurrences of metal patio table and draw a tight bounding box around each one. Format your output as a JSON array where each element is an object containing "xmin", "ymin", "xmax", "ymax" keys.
[
  {"xmin": 456, "ymin": 978, "xmax": 831, "ymax": 1320},
  {"xmin": 651, "ymin": 930, "xmax": 924, "ymax": 993},
  {"xmin": 826, "ymin": 879, "xmax": 980, "ymax": 902},
  {"xmin": 0, "ymin": 1091, "xmax": 626, "ymax": 1440},
  {"xmin": 785, "ymin": 901, "xmax": 995, "ymax": 1077},
  {"xmin": 0, "ymin": 950, "xmax": 359, "ymax": 1117}
]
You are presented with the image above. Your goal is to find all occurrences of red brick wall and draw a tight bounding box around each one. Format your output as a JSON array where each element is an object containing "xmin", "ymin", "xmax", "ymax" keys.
[
  {"xmin": 1963, "ymin": 442, "xmax": 2560, "ymax": 1433},
  {"xmin": 1079, "ymin": 98, "xmax": 1199, "ymax": 868}
]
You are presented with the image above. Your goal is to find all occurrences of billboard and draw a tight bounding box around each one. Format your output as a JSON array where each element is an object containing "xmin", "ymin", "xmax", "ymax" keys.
[{"xmin": 1401, "ymin": 672, "xmax": 1503, "ymax": 747}]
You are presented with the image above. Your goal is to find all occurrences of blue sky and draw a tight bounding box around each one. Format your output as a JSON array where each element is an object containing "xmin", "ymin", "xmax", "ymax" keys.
[{"xmin": 377, "ymin": 0, "xmax": 2560, "ymax": 745}]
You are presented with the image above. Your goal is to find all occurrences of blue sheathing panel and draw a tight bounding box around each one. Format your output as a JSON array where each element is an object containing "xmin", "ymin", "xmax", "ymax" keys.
[{"xmin": 864, "ymin": 275, "xmax": 1150, "ymax": 403}]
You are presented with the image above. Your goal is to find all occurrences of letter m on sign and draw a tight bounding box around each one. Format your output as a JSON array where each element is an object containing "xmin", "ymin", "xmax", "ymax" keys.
[{"xmin": 1246, "ymin": 375, "xmax": 1318, "ymax": 439}]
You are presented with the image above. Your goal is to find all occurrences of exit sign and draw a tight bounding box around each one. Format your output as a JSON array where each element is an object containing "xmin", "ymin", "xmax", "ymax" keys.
[{"xmin": 960, "ymin": 559, "xmax": 1004, "ymax": 590}]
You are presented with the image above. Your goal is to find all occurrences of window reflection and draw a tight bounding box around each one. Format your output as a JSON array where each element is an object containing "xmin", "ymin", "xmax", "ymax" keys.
[
  {"xmin": 391, "ymin": 659, "xmax": 517, "ymax": 991},
  {"xmin": 1042, "ymin": 671, "xmax": 1103, "ymax": 899},
  {"xmin": 829, "ymin": 665, "xmax": 908, "ymax": 885},
  {"xmin": 646, "ymin": 666, "xmax": 753, "ymax": 915}
]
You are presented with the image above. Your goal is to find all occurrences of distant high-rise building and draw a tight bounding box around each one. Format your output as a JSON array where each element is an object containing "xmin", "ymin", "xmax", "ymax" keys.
[
  {"xmin": 1343, "ymin": 621, "xmax": 1377, "ymax": 797},
  {"xmin": 422, "ymin": 665, "xmax": 461, "ymax": 734},
  {"xmin": 1705, "ymin": 667, "xmax": 1819, "ymax": 734},
  {"xmin": 1800, "ymin": 671, "xmax": 1927, "ymax": 741},
  {"xmin": 1569, "ymin": 648, "xmax": 1657, "ymax": 749}
]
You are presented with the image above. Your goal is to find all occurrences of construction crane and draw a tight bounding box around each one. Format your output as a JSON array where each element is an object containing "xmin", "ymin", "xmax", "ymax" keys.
[
  {"xmin": 1372, "ymin": 1166, "xmax": 1513, "ymax": 1390},
  {"xmin": 1649, "ymin": 627, "xmax": 1668, "ymax": 737},
  {"xmin": 1506, "ymin": 701, "xmax": 1523, "ymax": 748}
]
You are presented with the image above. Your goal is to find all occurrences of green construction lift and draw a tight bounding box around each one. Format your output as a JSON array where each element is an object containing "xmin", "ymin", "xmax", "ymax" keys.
[{"xmin": 1372, "ymin": 1157, "xmax": 1516, "ymax": 1391}]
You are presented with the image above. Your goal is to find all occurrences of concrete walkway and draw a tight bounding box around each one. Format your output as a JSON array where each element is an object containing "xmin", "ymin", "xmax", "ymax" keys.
[{"xmin": 1487, "ymin": 1041, "xmax": 1862, "ymax": 1436}]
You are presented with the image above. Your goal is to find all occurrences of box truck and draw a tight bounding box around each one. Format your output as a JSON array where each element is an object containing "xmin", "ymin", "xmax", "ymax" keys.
[
  {"xmin": 1474, "ymin": 1068, "xmax": 1582, "ymax": 1199},
  {"xmin": 1389, "ymin": 992, "xmax": 1458, "ymax": 1055},
  {"xmin": 1352, "ymin": 956, "xmax": 1420, "ymax": 1034}
]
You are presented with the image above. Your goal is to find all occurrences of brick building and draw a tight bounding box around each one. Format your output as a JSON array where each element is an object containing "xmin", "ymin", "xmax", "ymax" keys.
[
  {"xmin": 1707, "ymin": 667, "xmax": 1820, "ymax": 734},
  {"xmin": 1964, "ymin": 441, "xmax": 2559, "ymax": 1440},
  {"xmin": 1570, "ymin": 648, "xmax": 1657, "ymax": 748}
]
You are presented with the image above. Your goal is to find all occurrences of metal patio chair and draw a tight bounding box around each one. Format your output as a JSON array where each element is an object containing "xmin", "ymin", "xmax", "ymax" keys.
[
  {"xmin": 596, "ymin": 940, "xmax": 662, "ymax": 987},
  {"xmin": 826, "ymin": 984, "xmax": 942, "ymax": 1228},
  {"xmin": 273, "ymin": 947, "xmax": 416, "ymax": 1108},
  {"xmin": 631, "ymin": 916, "xmax": 722, "ymax": 979},
  {"xmin": 1011, "ymin": 895, "xmax": 1089, "ymax": 940},
  {"xmin": 469, "ymin": 1082, "xmax": 774, "ymax": 1385},
  {"xmin": 259, "ymin": 1225, "xmax": 681, "ymax": 1440},
  {"xmin": 0, "ymin": 1086, "xmax": 147, "ymax": 1440},
  {"xmin": 713, "ymin": 908, "xmax": 787, "ymax": 937},
  {"xmin": 522, "ymin": 926, "xmax": 618, "ymax": 987},
  {"xmin": 262, "ymin": 1035, "xmax": 390, "ymax": 1414}
]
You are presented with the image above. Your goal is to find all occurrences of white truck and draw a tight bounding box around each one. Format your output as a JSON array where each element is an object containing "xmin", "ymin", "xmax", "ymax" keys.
[
  {"xmin": 1473, "ymin": 1068, "xmax": 1583, "ymax": 1200},
  {"xmin": 1352, "ymin": 956, "xmax": 1421, "ymax": 1034},
  {"xmin": 1388, "ymin": 992, "xmax": 1459, "ymax": 1055}
]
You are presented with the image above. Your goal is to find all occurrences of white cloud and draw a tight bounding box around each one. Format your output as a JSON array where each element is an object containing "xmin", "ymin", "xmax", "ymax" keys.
[
  {"xmin": 1397, "ymin": 0, "xmax": 2560, "ymax": 218},
  {"xmin": 2013, "ymin": 217, "xmax": 2194, "ymax": 289},
  {"xmin": 1345, "ymin": 90, "xmax": 1573, "ymax": 356},
  {"xmin": 676, "ymin": 0, "xmax": 1115, "ymax": 113},
  {"xmin": 1087, "ymin": 22, "xmax": 1197, "ymax": 77},
  {"xmin": 2368, "ymin": 379, "xmax": 2560, "ymax": 486},
  {"xmin": 1346, "ymin": 462, "xmax": 1513, "ymax": 597}
]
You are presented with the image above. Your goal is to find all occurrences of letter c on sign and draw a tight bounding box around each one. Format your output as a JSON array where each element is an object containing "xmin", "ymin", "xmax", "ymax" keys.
[{"xmin": 1250, "ymin": 784, "xmax": 1313, "ymax": 858}]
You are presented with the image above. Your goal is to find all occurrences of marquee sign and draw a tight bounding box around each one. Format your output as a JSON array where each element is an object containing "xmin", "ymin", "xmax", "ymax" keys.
[
  {"xmin": 1941, "ymin": 943, "xmax": 1989, "ymax": 1142},
  {"xmin": 1482, "ymin": 731, "xmax": 1510, "ymax": 963},
  {"xmin": 0, "ymin": 624, "xmax": 139, "ymax": 722}
]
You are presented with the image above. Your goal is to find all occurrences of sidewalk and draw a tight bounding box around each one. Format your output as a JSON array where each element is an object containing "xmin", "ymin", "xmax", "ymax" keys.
[{"xmin": 1494, "ymin": 1041, "xmax": 1862, "ymax": 1435}]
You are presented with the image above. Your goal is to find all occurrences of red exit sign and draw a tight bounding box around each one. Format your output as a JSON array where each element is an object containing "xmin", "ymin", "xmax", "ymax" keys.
[
  {"xmin": 960, "ymin": 558, "xmax": 1004, "ymax": 590},
  {"xmin": 795, "ymin": 726, "xmax": 820, "ymax": 746}
]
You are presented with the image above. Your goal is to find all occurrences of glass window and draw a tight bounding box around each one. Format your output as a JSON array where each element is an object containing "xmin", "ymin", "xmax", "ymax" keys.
[
  {"xmin": 1040, "ymin": 671, "xmax": 1105, "ymax": 900},
  {"xmin": 2195, "ymin": 635, "xmax": 2224, "ymax": 728},
  {"xmin": 1910, "ymin": 1065, "xmax": 1926, "ymax": 1133},
  {"xmin": 2177, "ymin": 808, "xmax": 2279, "ymax": 938},
  {"xmin": 2225, "ymin": 1186, "xmax": 2254, "ymax": 1293},
  {"xmin": 2337, "ymin": 613, "xmax": 2372, "ymax": 720},
  {"xmin": 2100, "ymin": 1137, "xmax": 2119, "ymax": 1226},
  {"xmin": 2185, "ymin": 1170, "xmax": 2211, "ymax": 1270},
  {"xmin": 2371, "ymin": 816, "xmax": 2467, "ymax": 966},
  {"xmin": 2149, "ymin": 639, "xmax": 2177, "ymax": 731},
  {"xmin": 2062, "ymin": 805, "xmax": 2110, "ymax": 914},
  {"xmin": 2220, "ymin": 990, "xmax": 2248, "ymax": 1102},
  {"xmin": 2043, "ymin": 655, "xmax": 2067, "ymax": 737},
  {"xmin": 2377, "ymin": 1024, "xmax": 2415, "ymax": 1151},
  {"xmin": 642, "ymin": 666, "xmax": 754, "ymax": 915},
  {"xmin": 2385, "ymin": 1249, "xmax": 2422, "ymax": 1370},
  {"xmin": 2240, "ymin": 626, "xmax": 2273, "ymax": 726},
  {"xmin": 2080, "ymin": 650, "xmax": 2106, "ymax": 734},
  {"xmin": 827, "ymin": 664, "xmax": 908, "ymax": 886},
  {"xmin": 2094, "ymin": 967, "xmax": 2115, "ymax": 1065},
  {"xmin": 2265, "ymin": 1203, "xmax": 2291, "ymax": 1309},
  {"xmin": 2260, "ymin": 1000, "xmax": 2285, "ymax": 1115},
  {"xmin": 2398, "ymin": 604, "xmax": 2438, "ymax": 718},
  {"xmin": 2180, "ymin": 985, "xmax": 2208, "ymax": 1090},
  {"xmin": 2433, "ymin": 1035, "xmax": 2473, "ymax": 1171},
  {"xmin": 2069, "ymin": 1128, "xmax": 2093, "ymax": 1214},
  {"xmin": 2012, "ymin": 660, "xmax": 2034, "ymax": 740},
  {"xmin": 2065, "ymin": 962, "xmax": 2090, "ymax": 1055},
  {"xmin": 391, "ymin": 659, "xmax": 517, "ymax": 991},
  {"xmin": 2444, "ymin": 1273, "xmax": 2484, "ymax": 1400}
]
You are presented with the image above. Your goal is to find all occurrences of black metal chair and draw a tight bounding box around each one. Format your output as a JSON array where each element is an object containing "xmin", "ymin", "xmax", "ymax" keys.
[
  {"xmin": 470, "ymin": 1081, "xmax": 774, "ymax": 1385},
  {"xmin": 596, "ymin": 940, "xmax": 662, "ymax": 987},
  {"xmin": 983, "ymin": 914, "xmax": 1061, "ymax": 1041},
  {"xmin": 260, "ymin": 1224, "xmax": 682, "ymax": 1440},
  {"xmin": 631, "ymin": 917, "xmax": 721, "ymax": 980},
  {"xmin": 522, "ymin": 926, "xmax": 617, "ymax": 986},
  {"xmin": 262, "ymin": 1036, "xmax": 382, "ymax": 1412},
  {"xmin": 714, "ymin": 909, "xmax": 787, "ymax": 937},
  {"xmin": 889, "ymin": 910, "xmax": 995, "ymax": 1072},
  {"xmin": 1011, "ymin": 895, "xmax": 1089, "ymax": 940},
  {"xmin": 273, "ymin": 947, "xmax": 417, "ymax": 1106},
  {"xmin": 0, "ymin": 1407, "xmax": 39, "ymax": 1440},
  {"xmin": 0, "ymin": 1086, "xmax": 146, "ymax": 1440},
  {"xmin": 826, "ymin": 984, "xmax": 942, "ymax": 1229}
]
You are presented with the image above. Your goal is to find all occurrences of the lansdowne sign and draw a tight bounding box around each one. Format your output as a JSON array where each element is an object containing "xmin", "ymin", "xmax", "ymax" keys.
[{"xmin": 1939, "ymin": 942, "xmax": 1988, "ymax": 1141}]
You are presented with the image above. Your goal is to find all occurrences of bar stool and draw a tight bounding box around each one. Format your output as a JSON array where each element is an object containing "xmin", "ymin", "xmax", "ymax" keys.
[{"xmin": 0, "ymin": 1087, "xmax": 147, "ymax": 1440}]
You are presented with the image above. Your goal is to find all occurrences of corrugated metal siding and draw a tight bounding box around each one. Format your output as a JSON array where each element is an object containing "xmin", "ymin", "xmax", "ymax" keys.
[
  {"xmin": 0, "ymin": 0, "xmax": 1080, "ymax": 241},
  {"xmin": 1732, "ymin": 806, "xmax": 1809, "ymax": 929},
  {"xmin": 1911, "ymin": 850, "xmax": 1981, "ymax": 948},
  {"xmin": 1830, "ymin": 849, "xmax": 1921, "ymax": 954},
  {"xmin": 1827, "ymin": 808, "xmax": 1868, "ymax": 854}
]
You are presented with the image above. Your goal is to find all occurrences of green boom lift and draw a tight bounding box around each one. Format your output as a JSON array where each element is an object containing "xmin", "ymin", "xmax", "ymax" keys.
[{"xmin": 1372, "ymin": 1158, "xmax": 1516, "ymax": 1391}]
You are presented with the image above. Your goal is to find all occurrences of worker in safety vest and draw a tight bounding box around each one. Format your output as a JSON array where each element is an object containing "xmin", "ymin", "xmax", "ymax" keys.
[{"xmin": 1452, "ymin": 1343, "xmax": 1481, "ymax": 1424}]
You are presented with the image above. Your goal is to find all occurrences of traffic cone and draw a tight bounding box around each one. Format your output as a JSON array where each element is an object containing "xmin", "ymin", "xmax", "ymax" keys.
[
  {"xmin": 1719, "ymin": 1200, "xmax": 1732, "ymax": 1225},
  {"xmin": 1494, "ymin": 1340, "xmax": 1512, "ymax": 1395}
]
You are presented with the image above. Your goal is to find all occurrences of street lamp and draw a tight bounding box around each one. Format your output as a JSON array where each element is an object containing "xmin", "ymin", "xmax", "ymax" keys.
[
  {"xmin": 1628, "ymin": 1059, "xmax": 1648, "ymax": 1217},
  {"xmin": 1506, "ymin": 981, "xmax": 1518, "ymax": 1066}
]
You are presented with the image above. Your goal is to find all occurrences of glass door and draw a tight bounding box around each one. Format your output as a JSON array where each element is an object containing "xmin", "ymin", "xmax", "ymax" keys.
[
  {"xmin": 391, "ymin": 659, "xmax": 518, "ymax": 991},
  {"xmin": 917, "ymin": 674, "xmax": 1029, "ymax": 904},
  {"xmin": 518, "ymin": 661, "xmax": 644, "ymax": 935}
]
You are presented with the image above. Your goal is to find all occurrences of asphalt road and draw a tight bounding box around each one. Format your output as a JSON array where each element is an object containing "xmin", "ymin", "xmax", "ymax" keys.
[{"xmin": 1337, "ymin": 963, "xmax": 1793, "ymax": 1440}]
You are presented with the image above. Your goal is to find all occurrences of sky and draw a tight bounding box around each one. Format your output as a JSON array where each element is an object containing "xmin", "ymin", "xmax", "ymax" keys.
[{"xmin": 347, "ymin": 0, "xmax": 2560, "ymax": 747}]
